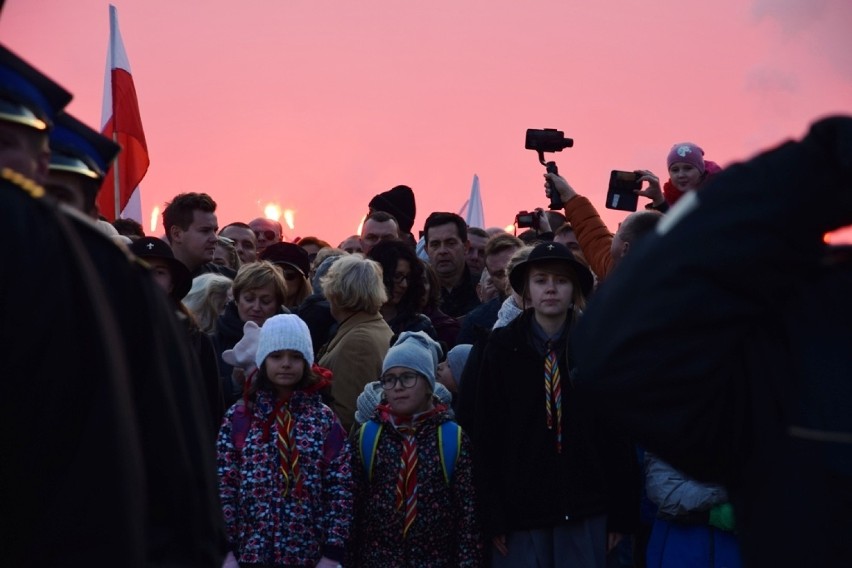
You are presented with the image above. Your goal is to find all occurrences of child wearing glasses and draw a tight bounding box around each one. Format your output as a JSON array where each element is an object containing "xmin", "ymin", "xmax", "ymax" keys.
[
  {"xmin": 216, "ymin": 314, "xmax": 352, "ymax": 568},
  {"xmin": 348, "ymin": 331, "xmax": 482, "ymax": 567}
]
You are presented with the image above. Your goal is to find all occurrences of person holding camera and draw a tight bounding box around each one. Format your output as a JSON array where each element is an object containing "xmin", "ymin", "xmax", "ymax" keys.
[{"xmin": 544, "ymin": 173, "xmax": 661, "ymax": 279}]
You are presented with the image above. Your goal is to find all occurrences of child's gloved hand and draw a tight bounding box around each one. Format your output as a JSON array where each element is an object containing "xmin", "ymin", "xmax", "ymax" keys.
[
  {"xmin": 222, "ymin": 321, "xmax": 261, "ymax": 373},
  {"xmin": 708, "ymin": 502, "xmax": 736, "ymax": 532}
]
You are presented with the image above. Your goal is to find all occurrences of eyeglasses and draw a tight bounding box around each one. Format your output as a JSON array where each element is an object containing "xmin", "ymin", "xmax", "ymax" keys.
[
  {"xmin": 254, "ymin": 230, "xmax": 276, "ymax": 241},
  {"xmin": 393, "ymin": 272, "xmax": 410, "ymax": 284},
  {"xmin": 379, "ymin": 372, "xmax": 421, "ymax": 390}
]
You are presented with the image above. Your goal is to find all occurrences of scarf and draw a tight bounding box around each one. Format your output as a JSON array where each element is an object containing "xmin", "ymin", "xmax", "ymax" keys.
[{"xmin": 377, "ymin": 403, "xmax": 446, "ymax": 537}]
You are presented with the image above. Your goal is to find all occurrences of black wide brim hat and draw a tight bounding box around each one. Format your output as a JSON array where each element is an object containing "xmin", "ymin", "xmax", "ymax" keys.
[
  {"xmin": 509, "ymin": 241, "xmax": 594, "ymax": 298},
  {"xmin": 259, "ymin": 242, "xmax": 311, "ymax": 278},
  {"xmin": 129, "ymin": 237, "xmax": 193, "ymax": 301}
]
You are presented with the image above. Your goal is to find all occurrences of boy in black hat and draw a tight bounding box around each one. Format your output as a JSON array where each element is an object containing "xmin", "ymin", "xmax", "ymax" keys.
[{"xmin": 472, "ymin": 242, "xmax": 637, "ymax": 567}]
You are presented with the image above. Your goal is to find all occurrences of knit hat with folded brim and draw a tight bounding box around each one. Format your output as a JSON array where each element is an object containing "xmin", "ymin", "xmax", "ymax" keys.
[
  {"xmin": 255, "ymin": 314, "xmax": 314, "ymax": 369},
  {"xmin": 381, "ymin": 330, "xmax": 441, "ymax": 391}
]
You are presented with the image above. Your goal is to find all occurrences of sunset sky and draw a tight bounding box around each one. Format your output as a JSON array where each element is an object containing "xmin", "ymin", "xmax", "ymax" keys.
[{"xmin": 3, "ymin": 0, "xmax": 851, "ymax": 244}]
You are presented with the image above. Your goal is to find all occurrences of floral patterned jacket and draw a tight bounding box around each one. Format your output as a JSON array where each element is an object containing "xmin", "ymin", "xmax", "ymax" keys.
[
  {"xmin": 217, "ymin": 388, "xmax": 353, "ymax": 566},
  {"xmin": 348, "ymin": 406, "xmax": 482, "ymax": 567}
]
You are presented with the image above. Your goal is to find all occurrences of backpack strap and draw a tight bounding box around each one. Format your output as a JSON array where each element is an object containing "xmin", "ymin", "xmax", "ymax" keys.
[
  {"xmin": 360, "ymin": 419, "xmax": 461, "ymax": 485},
  {"xmin": 359, "ymin": 420, "xmax": 384, "ymax": 482},
  {"xmin": 438, "ymin": 420, "xmax": 462, "ymax": 484}
]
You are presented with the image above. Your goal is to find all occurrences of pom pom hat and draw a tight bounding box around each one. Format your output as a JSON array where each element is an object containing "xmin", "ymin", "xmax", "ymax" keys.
[
  {"xmin": 666, "ymin": 142, "xmax": 706, "ymax": 174},
  {"xmin": 382, "ymin": 331, "xmax": 442, "ymax": 391},
  {"xmin": 255, "ymin": 314, "xmax": 314, "ymax": 369}
]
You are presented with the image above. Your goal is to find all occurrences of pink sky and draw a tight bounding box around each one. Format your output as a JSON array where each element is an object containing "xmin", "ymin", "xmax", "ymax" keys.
[{"xmin": 4, "ymin": 0, "xmax": 852, "ymax": 244}]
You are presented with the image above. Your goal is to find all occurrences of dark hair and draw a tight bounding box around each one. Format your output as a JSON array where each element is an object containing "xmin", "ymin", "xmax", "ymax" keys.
[
  {"xmin": 367, "ymin": 239, "xmax": 426, "ymax": 315},
  {"xmin": 250, "ymin": 357, "xmax": 334, "ymax": 406},
  {"xmin": 517, "ymin": 229, "xmax": 539, "ymax": 244},
  {"xmin": 467, "ymin": 226, "xmax": 488, "ymax": 239},
  {"xmin": 298, "ymin": 236, "xmax": 332, "ymax": 250},
  {"xmin": 520, "ymin": 259, "xmax": 587, "ymax": 312},
  {"xmin": 365, "ymin": 210, "xmax": 399, "ymax": 226},
  {"xmin": 221, "ymin": 221, "xmax": 251, "ymax": 232},
  {"xmin": 163, "ymin": 192, "xmax": 217, "ymax": 242},
  {"xmin": 484, "ymin": 233, "xmax": 523, "ymax": 259},
  {"xmin": 113, "ymin": 217, "xmax": 145, "ymax": 238},
  {"xmin": 423, "ymin": 212, "xmax": 467, "ymax": 243},
  {"xmin": 422, "ymin": 260, "xmax": 442, "ymax": 310},
  {"xmin": 251, "ymin": 353, "xmax": 316, "ymax": 396},
  {"xmin": 554, "ymin": 223, "xmax": 575, "ymax": 237},
  {"xmin": 618, "ymin": 211, "xmax": 662, "ymax": 244}
]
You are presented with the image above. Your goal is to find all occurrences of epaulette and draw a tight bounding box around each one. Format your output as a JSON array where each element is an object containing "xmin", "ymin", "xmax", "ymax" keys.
[{"xmin": 1, "ymin": 167, "xmax": 45, "ymax": 198}]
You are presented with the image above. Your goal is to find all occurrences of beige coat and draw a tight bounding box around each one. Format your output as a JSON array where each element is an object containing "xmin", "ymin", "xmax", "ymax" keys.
[{"xmin": 318, "ymin": 311, "xmax": 392, "ymax": 432}]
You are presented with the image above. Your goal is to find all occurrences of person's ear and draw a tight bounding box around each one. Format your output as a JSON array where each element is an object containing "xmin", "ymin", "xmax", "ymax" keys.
[{"xmin": 169, "ymin": 225, "xmax": 183, "ymax": 244}]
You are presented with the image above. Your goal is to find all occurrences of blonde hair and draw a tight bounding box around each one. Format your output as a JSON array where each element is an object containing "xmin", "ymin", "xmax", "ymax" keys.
[
  {"xmin": 281, "ymin": 269, "xmax": 313, "ymax": 308},
  {"xmin": 321, "ymin": 254, "xmax": 387, "ymax": 314},
  {"xmin": 183, "ymin": 273, "xmax": 233, "ymax": 334},
  {"xmin": 233, "ymin": 261, "xmax": 288, "ymax": 306}
]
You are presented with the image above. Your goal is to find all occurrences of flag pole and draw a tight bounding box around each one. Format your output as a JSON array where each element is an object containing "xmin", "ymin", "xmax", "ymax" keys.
[{"xmin": 109, "ymin": 5, "xmax": 120, "ymax": 220}]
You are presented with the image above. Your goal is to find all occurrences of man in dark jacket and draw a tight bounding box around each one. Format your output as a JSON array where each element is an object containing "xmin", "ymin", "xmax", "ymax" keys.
[
  {"xmin": 573, "ymin": 116, "xmax": 852, "ymax": 566},
  {"xmin": 423, "ymin": 212, "xmax": 481, "ymax": 318}
]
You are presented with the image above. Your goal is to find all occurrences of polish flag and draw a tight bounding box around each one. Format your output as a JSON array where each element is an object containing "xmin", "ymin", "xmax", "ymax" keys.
[{"xmin": 98, "ymin": 4, "xmax": 149, "ymax": 222}]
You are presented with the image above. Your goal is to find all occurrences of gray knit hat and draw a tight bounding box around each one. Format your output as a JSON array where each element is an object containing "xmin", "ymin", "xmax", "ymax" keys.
[
  {"xmin": 446, "ymin": 344, "xmax": 472, "ymax": 384},
  {"xmin": 381, "ymin": 331, "xmax": 441, "ymax": 391},
  {"xmin": 255, "ymin": 314, "xmax": 314, "ymax": 368}
]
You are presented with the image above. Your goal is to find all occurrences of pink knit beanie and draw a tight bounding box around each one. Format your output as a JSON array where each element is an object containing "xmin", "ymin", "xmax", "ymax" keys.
[{"xmin": 666, "ymin": 142, "xmax": 706, "ymax": 174}]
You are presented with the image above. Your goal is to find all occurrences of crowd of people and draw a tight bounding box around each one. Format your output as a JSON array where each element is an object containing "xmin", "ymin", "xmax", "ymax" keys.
[{"xmin": 4, "ymin": 40, "xmax": 852, "ymax": 568}]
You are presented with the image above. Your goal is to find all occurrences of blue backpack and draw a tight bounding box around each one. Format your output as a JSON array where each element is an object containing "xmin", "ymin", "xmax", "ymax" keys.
[{"xmin": 358, "ymin": 419, "xmax": 462, "ymax": 485}]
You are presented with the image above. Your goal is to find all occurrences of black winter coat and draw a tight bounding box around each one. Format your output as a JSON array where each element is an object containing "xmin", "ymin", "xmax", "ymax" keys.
[{"xmin": 472, "ymin": 310, "xmax": 639, "ymax": 537}]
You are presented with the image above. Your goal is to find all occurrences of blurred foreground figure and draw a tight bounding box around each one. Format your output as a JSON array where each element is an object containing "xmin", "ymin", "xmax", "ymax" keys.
[
  {"xmin": 573, "ymin": 116, "xmax": 852, "ymax": 566},
  {"xmin": 0, "ymin": 44, "xmax": 224, "ymax": 566}
]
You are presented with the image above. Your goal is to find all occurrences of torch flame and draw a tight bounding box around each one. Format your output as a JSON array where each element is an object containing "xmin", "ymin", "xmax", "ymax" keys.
[
  {"xmin": 150, "ymin": 206, "xmax": 160, "ymax": 234},
  {"xmin": 264, "ymin": 203, "xmax": 282, "ymax": 221},
  {"xmin": 356, "ymin": 214, "xmax": 366, "ymax": 236},
  {"xmin": 283, "ymin": 209, "xmax": 295, "ymax": 231}
]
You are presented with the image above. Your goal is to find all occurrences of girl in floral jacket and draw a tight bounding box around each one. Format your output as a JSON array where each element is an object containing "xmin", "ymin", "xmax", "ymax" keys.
[
  {"xmin": 348, "ymin": 331, "xmax": 482, "ymax": 567},
  {"xmin": 217, "ymin": 314, "xmax": 352, "ymax": 567}
]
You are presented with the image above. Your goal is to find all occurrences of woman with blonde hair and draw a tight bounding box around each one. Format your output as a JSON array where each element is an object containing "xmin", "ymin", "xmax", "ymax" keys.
[
  {"xmin": 317, "ymin": 254, "xmax": 393, "ymax": 432},
  {"xmin": 184, "ymin": 273, "xmax": 233, "ymax": 334}
]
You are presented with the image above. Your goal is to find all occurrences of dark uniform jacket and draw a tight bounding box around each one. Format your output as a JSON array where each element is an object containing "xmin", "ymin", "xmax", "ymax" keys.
[
  {"xmin": 572, "ymin": 116, "xmax": 852, "ymax": 566},
  {"xmin": 1, "ymin": 171, "xmax": 225, "ymax": 566}
]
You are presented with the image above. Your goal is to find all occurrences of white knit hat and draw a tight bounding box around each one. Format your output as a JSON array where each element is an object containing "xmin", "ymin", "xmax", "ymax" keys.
[
  {"xmin": 255, "ymin": 314, "xmax": 314, "ymax": 369},
  {"xmin": 382, "ymin": 331, "xmax": 441, "ymax": 391}
]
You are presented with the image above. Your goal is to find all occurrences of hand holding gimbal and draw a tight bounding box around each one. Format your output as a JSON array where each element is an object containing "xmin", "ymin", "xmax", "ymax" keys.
[{"xmin": 525, "ymin": 128, "xmax": 573, "ymax": 209}]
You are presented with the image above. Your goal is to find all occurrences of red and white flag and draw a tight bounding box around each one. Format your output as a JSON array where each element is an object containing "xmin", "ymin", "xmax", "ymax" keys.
[{"xmin": 98, "ymin": 4, "xmax": 149, "ymax": 222}]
